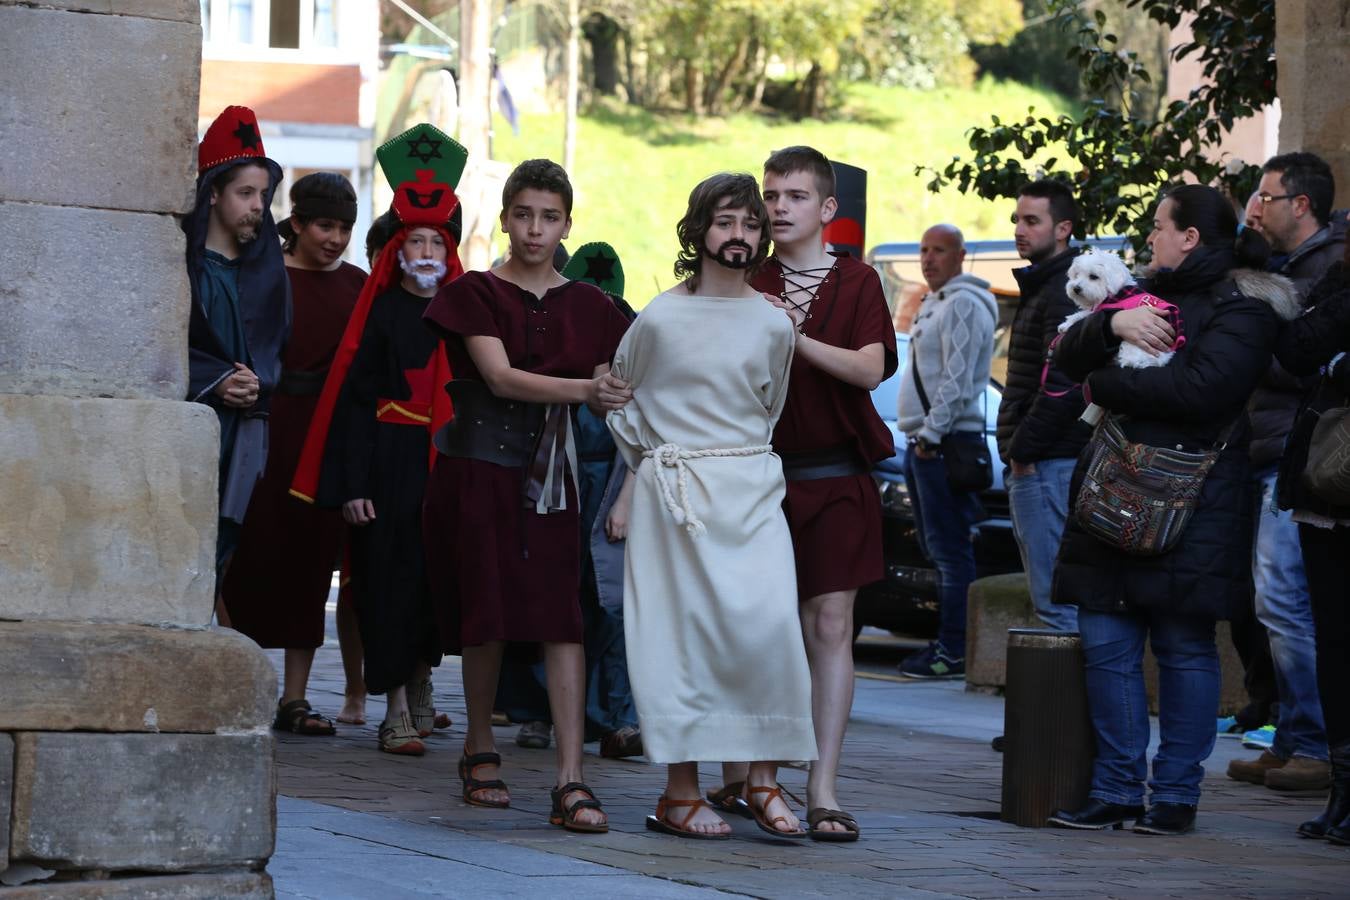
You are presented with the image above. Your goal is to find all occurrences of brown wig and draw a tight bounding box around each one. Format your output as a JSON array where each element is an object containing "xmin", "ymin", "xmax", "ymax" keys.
[
  {"xmin": 764, "ymin": 145, "xmax": 836, "ymax": 200},
  {"xmin": 501, "ymin": 158, "xmax": 573, "ymax": 215},
  {"xmin": 673, "ymin": 173, "xmax": 770, "ymax": 292}
]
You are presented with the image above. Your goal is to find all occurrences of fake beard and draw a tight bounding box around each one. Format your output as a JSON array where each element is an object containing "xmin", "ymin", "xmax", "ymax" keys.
[
  {"xmin": 400, "ymin": 255, "xmax": 447, "ymax": 290},
  {"xmin": 705, "ymin": 239, "xmax": 755, "ymax": 270},
  {"xmin": 235, "ymin": 213, "xmax": 263, "ymax": 245}
]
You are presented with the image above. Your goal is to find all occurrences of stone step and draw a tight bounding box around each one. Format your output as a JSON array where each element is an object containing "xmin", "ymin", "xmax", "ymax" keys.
[{"xmin": 0, "ymin": 622, "xmax": 274, "ymax": 733}]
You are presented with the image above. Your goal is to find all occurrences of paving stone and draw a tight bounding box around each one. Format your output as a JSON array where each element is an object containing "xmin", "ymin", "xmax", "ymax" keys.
[
  {"xmin": 0, "ymin": 396, "xmax": 217, "ymax": 626},
  {"xmin": 0, "ymin": 872, "xmax": 271, "ymax": 899},
  {"xmin": 0, "ymin": 203, "xmax": 189, "ymax": 400},
  {"xmin": 0, "ymin": 5, "xmax": 198, "ymax": 214},
  {"xmin": 0, "ymin": 622, "xmax": 273, "ymax": 733},
  {"xmin": 10, "ymin": 732, "xmax": 274, "ymax": 871}
]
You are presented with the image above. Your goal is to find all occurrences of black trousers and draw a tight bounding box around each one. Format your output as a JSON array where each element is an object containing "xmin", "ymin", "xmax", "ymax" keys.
[{"xmin": 1300, "ymin": 523, "xmax": 1350, "ymax": 747}]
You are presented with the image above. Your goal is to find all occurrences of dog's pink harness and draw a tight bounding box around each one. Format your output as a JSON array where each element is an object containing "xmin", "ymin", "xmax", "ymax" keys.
[{"xmin": 1040, "ymin": 286, "xmax": 1186, "ymax": 399}]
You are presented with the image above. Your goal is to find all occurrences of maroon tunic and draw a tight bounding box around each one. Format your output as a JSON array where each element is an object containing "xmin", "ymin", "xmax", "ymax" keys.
[
  {"xmin": 752, "ymin": 255, "xmax": 897, "ymax": 598},
  {"xmin": 421, "ymin": 271, "xmax": 629, "ymax": 650},
  {"xmin": 223, "ymin": 262, "xmax": 364, "ymax": 648}
]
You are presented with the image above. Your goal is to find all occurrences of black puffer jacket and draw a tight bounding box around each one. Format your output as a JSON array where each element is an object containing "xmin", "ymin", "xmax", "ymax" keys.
[
  {"xmin": 1275, "ymin": 262, "xmax": 1350, "ymax": 520},
  {"xmin": 1050, "ymin": 247, "xmax": 1294, "ymax": 619},
  {"xmin": 997, "ymin": 248, "xmax": 1093, "ymax": 464},
  {"xmin": 1246, "ymin": 222, "xmax": 1348, "ymax": 468}
]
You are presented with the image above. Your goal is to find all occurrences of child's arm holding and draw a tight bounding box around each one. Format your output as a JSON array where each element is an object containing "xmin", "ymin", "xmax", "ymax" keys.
[{"xmin": 464, "ymin": 335, "xmax": 631, "ymax": 410}]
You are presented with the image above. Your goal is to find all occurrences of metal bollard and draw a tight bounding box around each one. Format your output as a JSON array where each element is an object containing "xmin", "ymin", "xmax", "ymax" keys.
[{"xmin": 1000, "ymin": 628, "xmax": 1095, "ymax": 827}]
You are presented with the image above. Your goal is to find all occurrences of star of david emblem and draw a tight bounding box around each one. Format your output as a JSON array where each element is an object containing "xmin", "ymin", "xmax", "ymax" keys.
[
  {"xmin": 406, "ymin": 133, "xmax": 444, "ymax": 164},
  {"xmin": 583, "ymin": 251, "xmax": 617, "ymax": 284},
  {"xmin": 232, "ymin": 120, "xmax": 261, "ymax": 150}
]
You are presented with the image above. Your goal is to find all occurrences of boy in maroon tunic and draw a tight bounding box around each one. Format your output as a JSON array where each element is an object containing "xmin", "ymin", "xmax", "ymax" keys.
[
  {"xmin": 711, "ymin": 147, "xmax": 896, "ymax": 842},
  {"xmin": 223, "ymin": 173, "xmax": 364, "ymax": 736},
  {"xmin": 422, "ymin": 159, "xmax": 631, "ymax": 833}
]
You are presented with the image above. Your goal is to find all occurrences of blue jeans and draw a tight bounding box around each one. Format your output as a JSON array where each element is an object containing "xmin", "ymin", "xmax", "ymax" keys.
[
  {"xmin": 903, "ymin": 434, "xmax": 985, "ymax": 656},
  {"xmin": 1252, "ymin": 465, "xmax": 1327, "ymax": 760},
  {"xmin": 1007, "ymin": 457, "xmax": 1079, "ymax": 633},
  {"xmin": 1078, "ymin": 607, "xmax": 1219, "ymax": 806}
]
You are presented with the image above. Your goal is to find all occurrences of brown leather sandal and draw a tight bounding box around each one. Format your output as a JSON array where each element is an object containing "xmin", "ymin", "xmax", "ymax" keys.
[
  {"xmin": 807, "ymin": 807, "xmax": 860, "ymax": 842},
  {"xmin": 458, "ymin": 749, "xmax": 509, "ymax": 808},
  {"xmin": 704, "ymin": 781, "xmax": 752, "ymax": 819},
  {"xmin": 645, "ymin": 795, "xmax": 731, "ymax": 840},
  {"xmin": 744, "ymin": 784, "xmax": 807, "ymax": 838},
  {"xmin": 549, "ymin": 782, "xmax": 609, "ymax": 834}
]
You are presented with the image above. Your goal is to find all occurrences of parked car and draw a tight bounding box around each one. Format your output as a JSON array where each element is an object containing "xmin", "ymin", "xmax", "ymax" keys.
[{"xmin": 854, "ymin": 332, "xmax": 1023, "ymax": 639}]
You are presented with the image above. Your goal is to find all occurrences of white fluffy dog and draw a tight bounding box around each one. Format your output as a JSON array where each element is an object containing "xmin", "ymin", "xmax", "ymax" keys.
[{"xmin": 1054, "ymin": 249, "xmax": 1184, "ymax": 424}]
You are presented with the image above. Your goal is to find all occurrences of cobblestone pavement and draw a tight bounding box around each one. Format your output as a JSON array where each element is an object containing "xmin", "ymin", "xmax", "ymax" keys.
[{"xmin": 269, "ymin": 643, "xmax": 1347, "ymax": 899}]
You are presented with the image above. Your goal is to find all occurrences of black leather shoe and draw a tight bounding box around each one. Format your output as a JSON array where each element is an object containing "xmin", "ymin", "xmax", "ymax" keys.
[
  {"xmin": 1047, "ymin": 799, "xmax": 1145, "ymax": 830},
  {"xmin": 1302, "ymin": 742, "xmax": 1350, "ymax": 840},
  {"xmin": 1133, "ymin": 802, "xmax": 1197, "ymax": 835}
]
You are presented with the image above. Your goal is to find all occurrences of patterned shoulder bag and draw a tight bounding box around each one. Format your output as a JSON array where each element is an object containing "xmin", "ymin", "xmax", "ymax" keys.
[{"xmin": 1074, "ymin": 414, "xmax": 1235, "ymax": 556}]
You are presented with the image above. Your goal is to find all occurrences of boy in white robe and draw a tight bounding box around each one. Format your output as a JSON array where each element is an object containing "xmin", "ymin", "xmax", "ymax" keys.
[{"xmin": 607, "ymin": 173, "xmax": 817, "ymax": 839}]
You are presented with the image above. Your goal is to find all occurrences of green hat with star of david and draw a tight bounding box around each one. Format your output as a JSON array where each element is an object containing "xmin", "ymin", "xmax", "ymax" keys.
[
  {"xmin": 376, "ymin": 123, "xmax": 468, "ymax": 193},
  {"xmin": 562, "ymin": 242, "xmax": 625, "ymax": 300}
]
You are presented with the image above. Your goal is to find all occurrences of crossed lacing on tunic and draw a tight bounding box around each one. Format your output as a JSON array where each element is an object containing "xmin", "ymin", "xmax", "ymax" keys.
[{"xmin": 643, "ymin": 442, "xmax": 773, "ymax": 538}]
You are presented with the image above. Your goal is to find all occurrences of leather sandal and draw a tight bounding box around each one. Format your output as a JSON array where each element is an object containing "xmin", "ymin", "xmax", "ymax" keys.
[
  {"xmin": 550, "ymin": 781, "xmax": 609, "ymax": 834},
  {"xmin": 273, "ymin": 698, "xmax": 336, "ymax": 736},
  {"xmin": 807, "ymin": 807, "xmax": 860, "ymax": 842},
  {"xmin": 645, "ymin": 795, "xmax": 731, "ymax": 840},
  {"xmin": 458, "ymin": 749, "xmax": 509, "ymax": 808},
  {"xmin": 744, "ymin": 783, "xmax": 807, "ymax": 838},
  {"xmin": 705, "ymin": 781, "xmax": 752, "ymax": 819}
]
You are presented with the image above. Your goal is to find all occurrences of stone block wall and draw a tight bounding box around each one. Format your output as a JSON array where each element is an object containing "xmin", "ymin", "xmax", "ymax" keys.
[
  {"xmin": 0, "ymin": 2, "xmax": 277, "ymax": 895},
  {"xmin": 1275, "ymin": 0, "xmax": 1350, "ymax": 200}
]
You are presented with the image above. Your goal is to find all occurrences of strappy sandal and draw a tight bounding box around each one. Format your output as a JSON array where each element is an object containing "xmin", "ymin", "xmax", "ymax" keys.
[
  {"xmin": 704, "ymin": 781, "xmax": 752, "ymax": 819},
  {"xmin": 550, "ymin": 782, "xmax": 609, "ymax": 834},
  {"xmin": 378, "ymin": 711, "xmax": 425, "ymax": 756},
  {"xmin": 458, "ymin": 749, "xmax": 509, "ymax": 808},
  {"xmin": 807, "ymin": 807, "xmax": 861, "ymax": 842},
  {"xmin": 272, "ymin": 699, "xmax": 336, "ymax": 736},
  {"xmin": 645, "ymin": 795, "xmax": 730, "ymax": 840},
  {"xmin": 744, "ymin": 783, "xmax": 807, "ymax": 838},
  {"xmin": 409, "ymin": 678, "xmax": 452, "ymax": 738}
]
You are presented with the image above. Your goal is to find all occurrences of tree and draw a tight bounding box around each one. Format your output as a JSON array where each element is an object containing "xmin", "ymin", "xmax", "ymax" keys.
[{"xmin": 920, "ymin": 0, "xmax": 1275, "ymax": 255}]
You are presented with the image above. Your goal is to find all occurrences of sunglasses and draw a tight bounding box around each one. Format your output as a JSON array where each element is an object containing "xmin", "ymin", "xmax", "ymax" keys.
[{"xmin": 1257, "ymin": 192, "xmax": 1304, "ymax": 205}]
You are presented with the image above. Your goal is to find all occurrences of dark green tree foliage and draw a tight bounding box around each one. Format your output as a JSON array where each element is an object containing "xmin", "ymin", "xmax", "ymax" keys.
[{"xmin": 921, "ymin": 0, "xmax": 1275, "ymax": 253}]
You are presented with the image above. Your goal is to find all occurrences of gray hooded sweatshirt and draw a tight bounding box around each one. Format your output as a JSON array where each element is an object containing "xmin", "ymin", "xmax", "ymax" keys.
[{"xmin": 898, "ymin": 273, "xmax": 998, "ymax": 445}]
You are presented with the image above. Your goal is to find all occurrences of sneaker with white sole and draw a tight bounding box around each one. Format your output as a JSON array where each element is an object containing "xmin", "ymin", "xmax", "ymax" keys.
[{"xmin": 1242, "ymin": 725, "xmax": 1276, "ymax": 750}]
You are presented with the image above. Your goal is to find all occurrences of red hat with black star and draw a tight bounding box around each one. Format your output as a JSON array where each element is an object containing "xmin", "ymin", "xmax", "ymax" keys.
[{"xmin": 199, "ymin": 105, "xmax": 268, "ymax": 173}]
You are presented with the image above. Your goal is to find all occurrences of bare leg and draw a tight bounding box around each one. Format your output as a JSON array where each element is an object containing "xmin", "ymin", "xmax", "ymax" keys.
[
  {"xmin": 461, "ymin": 642, "xmax": 509, "ymax": 805},
  {"xmin": 281, "ymin": 647, "xmax": 317, "ymax": 705},
  {"xmin": 660, "ymin": 762, "xmax": 729, "ymax": 835},
  {"xmin": 800, "ymin": 589, "xmax": 856, "ymax": 832},
  {"xmin": 543, "ymin": 641, "xmax": 606, "ymax": 828},
  {"xmin": 747, "ymin": 761, "xmax": 802, "ymax": 834},
  {"xmin": 336, "ymin": 580, "xmax": 366, "ymax": 724}
]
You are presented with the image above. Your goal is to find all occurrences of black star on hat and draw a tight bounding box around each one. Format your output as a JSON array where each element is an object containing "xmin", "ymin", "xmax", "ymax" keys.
[
  {"xmin": 406, "ymin": 133, "xmax": 444, "ymax": 164},
  {"xmin": 232, "ymin": 120, "xmax": 261, "ymax": 150},
  {"xmin": 583, "ymin": 251, "xmax": 617, "ymax": 284}
]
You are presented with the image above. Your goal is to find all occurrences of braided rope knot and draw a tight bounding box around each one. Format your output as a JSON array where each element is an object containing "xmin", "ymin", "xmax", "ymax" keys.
[{"xmin": 643, "ymin": 442, "xmax": 773, "ymax": 538}]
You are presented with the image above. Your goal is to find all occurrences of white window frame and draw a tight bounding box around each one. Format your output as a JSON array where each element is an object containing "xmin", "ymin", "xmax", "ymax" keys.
[{"xmin": 201, "ymin": 0, "xmax": 365, "ymax": 64}]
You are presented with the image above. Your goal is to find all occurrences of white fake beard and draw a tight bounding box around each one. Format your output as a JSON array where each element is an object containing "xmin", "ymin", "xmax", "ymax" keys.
[{"xmin": 400, "ymin": 255, "xmax": 447, "ymax": 290}]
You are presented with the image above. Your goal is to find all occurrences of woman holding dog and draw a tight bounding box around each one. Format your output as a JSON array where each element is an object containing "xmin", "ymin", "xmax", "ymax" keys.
[{"xmin": 1046, "ymin": 184, "xmax": 1300, "ymax": 836}]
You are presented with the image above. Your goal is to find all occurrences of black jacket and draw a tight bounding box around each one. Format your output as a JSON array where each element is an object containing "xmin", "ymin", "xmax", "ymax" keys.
[
  {"xmin": 1246, "ymin": 222, "xmax": 1348, "ymax": 468},
  {"xmin": 1050, "ymin": 247, "xmax": 1290, "ymax": 619},
  {"xmin": 997, "ymin": 248, "xmax": 1093, "ymax": 464},
  {"xmin": 1275, "ymin": 262, "xmax": 1350, "ymax": 520}
]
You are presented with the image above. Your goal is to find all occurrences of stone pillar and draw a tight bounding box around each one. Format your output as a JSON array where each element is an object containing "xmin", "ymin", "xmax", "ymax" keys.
[
  {"xmin": 0, "ymin": 2, "xmax": 275, "ymax": 896},
  {"xmin": 1276, "ymin": 0, "xmax": 1350, "ymax": 199}
]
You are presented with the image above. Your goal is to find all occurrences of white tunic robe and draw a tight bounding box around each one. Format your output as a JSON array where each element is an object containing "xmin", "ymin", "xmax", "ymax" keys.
[{"xmin": 607, "ymin": 291, "xmax": 818, "ymax": 764}]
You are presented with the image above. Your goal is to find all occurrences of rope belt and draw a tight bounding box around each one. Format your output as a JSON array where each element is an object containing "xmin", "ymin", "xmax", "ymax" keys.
[{"xmin": 643, "ymin": 442, "xmax": 772, "ymax": 537}]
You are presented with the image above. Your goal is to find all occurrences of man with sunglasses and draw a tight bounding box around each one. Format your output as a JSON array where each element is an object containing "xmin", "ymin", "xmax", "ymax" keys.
[{"xmin": 1229, "ymin": 152, "xmax": 1345, "ymax": 794}]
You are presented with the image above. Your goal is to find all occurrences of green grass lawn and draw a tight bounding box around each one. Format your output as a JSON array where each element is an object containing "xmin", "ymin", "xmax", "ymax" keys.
[{"xmin": 493, "ymin": 78, "xmax": 1075, "ymax": 304}]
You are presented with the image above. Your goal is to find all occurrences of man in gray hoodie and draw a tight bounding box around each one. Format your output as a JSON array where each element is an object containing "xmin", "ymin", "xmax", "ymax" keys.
[{"xmin": 896, "ymin": 224, "xmax": 998, "ymax": 678}]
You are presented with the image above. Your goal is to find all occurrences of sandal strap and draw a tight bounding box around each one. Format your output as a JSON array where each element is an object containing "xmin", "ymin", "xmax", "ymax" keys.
[
  {"xmin": 807, "ymin": 808, "xmax": 858, "ymax": 828},
  {"xmin": 706, "ymin": 781, "xmax": 745, "ymax": 804},
  {"xmin": 461, "ymin": 749, "xmax": 502, "ymax": 768},
  {"xmin": 656, "ymin": 795, "xmax": 710, "ymax": 831},
  {"xmin": 554, "ymin": 781, "xmax": 596, "ymax": 801}
]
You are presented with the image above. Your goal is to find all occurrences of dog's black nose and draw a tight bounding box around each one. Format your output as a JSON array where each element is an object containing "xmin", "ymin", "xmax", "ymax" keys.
[{"xmin": 1072, "ymin": 284, "xmax": 1081, "ymax": 293}]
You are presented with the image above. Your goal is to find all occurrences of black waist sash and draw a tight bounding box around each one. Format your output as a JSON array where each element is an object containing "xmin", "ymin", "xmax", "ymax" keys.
[{"xmin": 779, "ymin": 445, "xmax": 868, "ymax": 481}]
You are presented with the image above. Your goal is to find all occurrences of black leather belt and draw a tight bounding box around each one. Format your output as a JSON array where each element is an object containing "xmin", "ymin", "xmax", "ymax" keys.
[
  {"xmin": 779, "ymin": 446, "xmax": 868, "ymax": 481},
  {"xmin": 277, "ymin": 369, "xmax": 327, "ymax": 396},
  {"xmin": 432, "ymin": 380, "xmax": 542, "ymax": 468}
]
